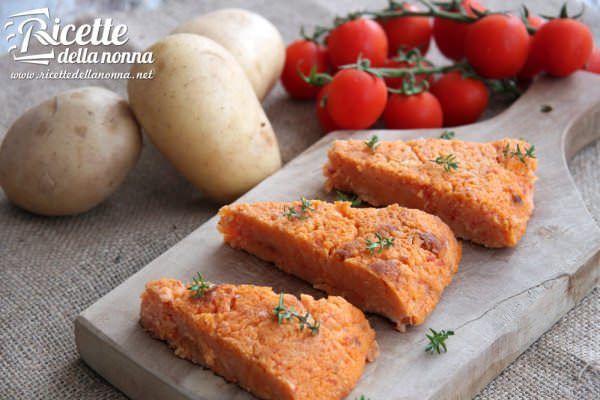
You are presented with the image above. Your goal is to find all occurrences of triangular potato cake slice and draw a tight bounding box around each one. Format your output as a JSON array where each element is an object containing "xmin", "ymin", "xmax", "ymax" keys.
[
  {"xmin": 141, "ymin": 279, "xmax": 378, "ymax": 400},
  {"xmin": 324, "ymin": 138, "xmax": 538, "ymax": 248},
  {"xmin": 218, "ymin": 200, "xmax": 461, "ymax": 330}
]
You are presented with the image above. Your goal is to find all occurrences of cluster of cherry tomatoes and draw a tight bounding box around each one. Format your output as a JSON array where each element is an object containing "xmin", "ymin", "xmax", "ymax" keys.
[{"xmin": 280, "ymin": 0, "xmax": 599, "ymax": 132}]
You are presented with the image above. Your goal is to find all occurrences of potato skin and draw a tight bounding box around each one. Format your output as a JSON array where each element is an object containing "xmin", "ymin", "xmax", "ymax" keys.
[
  {"xmin": 127, "ymin": 34, "xmax": 282, "ymax": 203},
  {"xmin": 174, "ymin": 8, "xmax": 285, "ymax": 100},
  {"xmin": 0, "ymin": 87, "xmax": 142, "ymax": 216}
]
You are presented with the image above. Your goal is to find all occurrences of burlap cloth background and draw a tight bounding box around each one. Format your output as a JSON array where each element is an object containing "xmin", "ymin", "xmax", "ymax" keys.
[{"xmin": 1, "ymin": 0, "xmax": 598, "ymax": 398}]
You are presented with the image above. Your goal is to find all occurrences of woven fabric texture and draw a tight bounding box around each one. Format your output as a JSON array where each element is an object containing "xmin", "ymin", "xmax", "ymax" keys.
[{"xmin": 1, "ymin": 0, "xmax": 599, "ymax": 399}]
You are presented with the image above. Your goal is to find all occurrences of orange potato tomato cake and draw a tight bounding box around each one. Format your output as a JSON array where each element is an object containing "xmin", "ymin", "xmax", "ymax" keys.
[
  {"xmin": 324, "ymin": 137, "xmax": 538, "ymax": 248},
  {"xmin": 140, "ymin": 278, "xmax": 377, "ymax": 400},
  {"xmin": 218, "ymin": 200, "xmax": 461, "ymax": 330}
]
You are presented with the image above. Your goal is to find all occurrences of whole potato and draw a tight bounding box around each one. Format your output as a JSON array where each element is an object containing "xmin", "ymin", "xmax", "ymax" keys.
[
  {"xmin": 174, "ymin": 8, "xmax": 285, "ymax": 100},
  {"xmin": 0, "ymin": 87, "xmax": 142, "ymax": 216},
  {"xmin": 128, "ymin": 34, "xmax": 281, "ymax": 203}
]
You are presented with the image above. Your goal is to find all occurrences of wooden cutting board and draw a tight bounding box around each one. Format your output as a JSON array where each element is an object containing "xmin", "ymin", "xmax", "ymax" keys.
[{"xmin": 75, "ymin": 71, "xmax": 600, "ymax": 400}]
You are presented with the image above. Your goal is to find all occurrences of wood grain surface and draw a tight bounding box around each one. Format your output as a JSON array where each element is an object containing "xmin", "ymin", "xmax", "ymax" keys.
[{"xmin": 76, "ymin": 71, "xmax": 600, "ymax": 400}]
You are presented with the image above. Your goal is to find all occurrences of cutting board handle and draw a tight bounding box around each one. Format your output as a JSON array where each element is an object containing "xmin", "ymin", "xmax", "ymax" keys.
[{"xmin": 491, "ymin": 71, "xmax": 600, "ymax": 160}]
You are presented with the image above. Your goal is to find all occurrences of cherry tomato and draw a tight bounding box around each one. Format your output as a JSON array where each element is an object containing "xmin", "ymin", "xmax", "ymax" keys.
[
  {"xmin": 430, "ymin": 71, "xmax": 489, "ymax": 127},
  {"xmin": 378, "ymin": 3, "xmax": 432, "ymax": 56},
  {"xmin": 530, "ymin": 18, "xmax": 593, "ymax": 77},
  {"xmin": 464, "ymin": 15, "xmax": 529, "ymax": 79},
  {"xmin": 382, "ymin": 58, "xmax": 433, "ymax": 90},
  {"xmin": 316, "ymin": 85, "xmax": 340, "ymax": 133},
  {"xmin": 383, "ymin": 92, "xmax": 443, "ymax": 129},
  {"xmin": 517, "ymin": 15, "xmax": 546, "ymax": 81},
  {"xmin": 584, "ymin": 47, "xmax": 600, "ymax": 74},
  {"xmin": 281, "ymin": 40, "xmax": 330, "ymax": 99},
  {"xmin": 326, "ymin": 69, "xmax": 388, "ymax": 129},
  {"xmin": 327, "ymin": 18, "xmax": 388, "ymax": 69},
  {"xmin": 433, "ymin": 0, "xmax": 485, "ymax": 61}
]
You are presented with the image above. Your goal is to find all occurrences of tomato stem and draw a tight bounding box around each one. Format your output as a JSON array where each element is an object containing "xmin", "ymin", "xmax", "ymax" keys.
[
  {"xmin": 387, "ymin": 78, "xmax": 430, "ymax": 95},
  {"xmin": 298, "ymin": 65, "xmax": 332, "ymax": 87},
  {"xmin": 355, "ymin": 63, "xmax": 461, "ymax": 78},
  {"xmin": 372, "ymin": 0, "xmax": 479, "ymax": 23},
  {"xmin": 540, "ymin": 2, "xmax": 585, "ymax": 20},
  {"xmin": 301, "ymin": 0, "xmax": 486, "ymax": 43},
  {"xmin": 299, "ymin": 25, "xmax": 330, "ymax": 43},
  {"xmin": 302, "ymin": 48, "xmax": 522, "ymax": 100},
  {"xmin": 519, "ymin": 6, "xmax": 539, "ymax": 35},
  {"xmin": 340, "ymin": 51, "xmax": 464, "ymax": 79},
  {"xmin": 300, "ymin": 0, "xmax": 575, "ymax": 42},
  {"xmin": 456, "ymin": 64, "xmax": 523, "ymax": 100}
]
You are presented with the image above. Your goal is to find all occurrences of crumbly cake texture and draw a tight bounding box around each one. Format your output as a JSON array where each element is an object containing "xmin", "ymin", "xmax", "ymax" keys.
[
  {"xmin": 324, "ymin": 138, "xmax": 538, "ymax": 248},
  {"xmin": 218, "ymin": 201, "xmax": 461, "ymax": 330},
  {"xmin": 140, "ymin": 279, "xmax": 378, "ymax": 400}
]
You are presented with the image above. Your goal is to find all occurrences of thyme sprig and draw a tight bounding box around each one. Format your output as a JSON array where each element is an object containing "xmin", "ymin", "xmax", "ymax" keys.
[
  {"xmin": 273, "ymin": 292, "xmax": 320, "ymax": 335},
  {"xmin": 433, "ymin": 154, "xmax": 459, "ymax": 172},
  {"xmin": 425, "ymin": 328, "xmax": 454, "ymax": 354},
  {"xmin": 188, "ymin": 272, "xmax": 214, "ymax": 298},
  {"xmin": 336, "ymin": 190, "xmax": 363, "ymax": 207},
  {"xmin": 366, "ymin": 232, "xmax": 395, "ymax": 254},
  {"xmin": 502, "ymin": 144, "xmax": 536, "ymax": 163},
  {"xmin": 365, "ymin": 135, "xmax": 380, "ymax": 150},
  {"xmin": 283, "ymin": 197, "xmax": 315, "ymax": 220},
  {"xmin": 440, "ymin": 130, "xmax": 455, "ymax": 140}
]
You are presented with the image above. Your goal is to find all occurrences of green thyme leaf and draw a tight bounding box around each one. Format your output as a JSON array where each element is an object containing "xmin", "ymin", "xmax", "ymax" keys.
[
  {"xmin": 440, "ymin": 130, "xmax": 455, "ymax": 140},
  {"xmin": 188, "ymin": 272, "xmax": 214, "ymax": 298},
  {"xmin": 425, "ymin": 328, "xmax": 454, "ymax": 354},
  {"xmin": 283, "ymin": 197, "xmax": 315, "ymax": 220},
  {"xmin": 365, "ymin": 135, "xmax": 380, "ymax": 151},
  {"xmin": 336, "ymin": 191, "xmax": 363, "ymax": 207},
  {"xmin": 503, "ymin": 143, "xmax": 536, "ymax": 163},
  {"xmin": 273, "ymin": 292, "xmax": 320, "ymax": 335},
  {"xmin": 366, "ymin": 232, "xmax": 395, "ymax": 254},
  {"xmin": 432, "ymin": 154, "xmax": 459, "ymax": 172}
]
